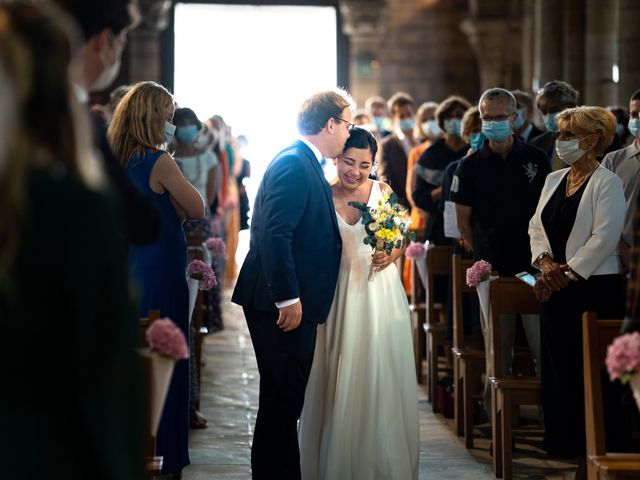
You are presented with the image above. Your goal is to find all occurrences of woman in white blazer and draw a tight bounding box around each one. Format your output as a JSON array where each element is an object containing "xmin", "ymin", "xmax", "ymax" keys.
[{"xmin": 529, "ymin": 106, "xmax": 631, "ymax": 465}]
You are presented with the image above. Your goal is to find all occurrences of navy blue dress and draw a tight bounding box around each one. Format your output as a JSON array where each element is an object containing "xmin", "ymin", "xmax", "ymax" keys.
[{"xmin": 126, "ymin": 148, "xmax": 190, "ymax": 474}]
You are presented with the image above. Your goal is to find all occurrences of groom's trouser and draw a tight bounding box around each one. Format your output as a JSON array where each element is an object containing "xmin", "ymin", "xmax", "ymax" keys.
[{"xmin": 244, "ymin": 307, "xmax": 317, "ymax": 480}]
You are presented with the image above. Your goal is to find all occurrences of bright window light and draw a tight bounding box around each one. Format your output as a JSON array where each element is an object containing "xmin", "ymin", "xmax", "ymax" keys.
[
  {"xmin": 613, "ymin": 63, "xmax": 620, "ymax": 84},
  {"xmin": 174, "ymin": 3, "xmax": 338, "ymax": 178}
]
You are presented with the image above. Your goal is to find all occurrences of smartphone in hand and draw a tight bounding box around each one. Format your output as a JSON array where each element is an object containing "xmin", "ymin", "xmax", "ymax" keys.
[{"xmin": 515, "ymin": 271, "xmax": 537, "ymax": 288}]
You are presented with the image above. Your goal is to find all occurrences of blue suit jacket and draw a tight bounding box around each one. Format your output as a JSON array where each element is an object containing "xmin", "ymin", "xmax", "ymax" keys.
[{"xmin": 232, "ymin": 140, "xmax": 342, "ymax": 324}]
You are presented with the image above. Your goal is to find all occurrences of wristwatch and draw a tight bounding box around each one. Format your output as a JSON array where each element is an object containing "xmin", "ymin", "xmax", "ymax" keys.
[
  {"xmin": 536, "ymin": 252, "xmax": 550, "ymax": 265},
  {"xmin": 564, "ymin": 269, "xmax": 578, "ymax": 281}
]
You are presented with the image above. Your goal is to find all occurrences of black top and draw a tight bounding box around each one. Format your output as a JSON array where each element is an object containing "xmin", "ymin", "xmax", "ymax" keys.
[
  {"xmin": 413, "ymin": 138, "xmax": 468, "ymax": 245},
  {"xmin": 541, "ymin": 173, "xmax": 589, "ymax": 264},
  {"xmin": 450, "ymin": 136, "xmax": 550, "ymax": 275}
]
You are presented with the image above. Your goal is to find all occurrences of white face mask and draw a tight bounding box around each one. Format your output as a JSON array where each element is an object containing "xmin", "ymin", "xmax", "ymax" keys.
[
  {"xmin": 422, "ymin": 119, "xmax": 441, "ymax": 139},
  {"xmin": 90, "ymin": 36, "xmax": 122, "ymax": 92},
  {"xmin": 555, "ymin": 137, "xmax": 591, "ymax": 165}
]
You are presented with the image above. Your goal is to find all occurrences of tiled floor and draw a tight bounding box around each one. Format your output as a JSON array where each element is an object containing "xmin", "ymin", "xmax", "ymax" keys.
[{"xmin": 183, "ymin": 290, "xmax": 578, "ymax": 479}]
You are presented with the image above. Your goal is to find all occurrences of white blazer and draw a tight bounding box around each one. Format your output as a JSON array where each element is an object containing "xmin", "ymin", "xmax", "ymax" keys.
[{"xmin": 529, "ymin": 165, "xmax": 625, "ymax": 279}]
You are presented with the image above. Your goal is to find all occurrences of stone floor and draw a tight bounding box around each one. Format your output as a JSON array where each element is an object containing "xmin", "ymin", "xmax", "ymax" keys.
[{"xmin": 182, "ymin": 290, "xmax": 578, "ymax": 479}]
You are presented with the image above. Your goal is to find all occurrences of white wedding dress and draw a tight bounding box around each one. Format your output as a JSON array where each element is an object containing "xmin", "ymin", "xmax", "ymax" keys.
[{"xmin": 299, "ymin": 181, "xmax": 419, "ymax": 480}]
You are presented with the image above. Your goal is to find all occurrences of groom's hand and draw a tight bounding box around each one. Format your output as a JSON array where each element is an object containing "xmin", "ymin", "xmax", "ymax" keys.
[{"xmin": 277, "ymin": 301, "xmax": 303, "ymax": 332}]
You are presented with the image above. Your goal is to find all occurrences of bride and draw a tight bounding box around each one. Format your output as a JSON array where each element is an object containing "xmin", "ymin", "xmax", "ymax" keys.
[{"xmin": 298, "ymin": 127, "xmax": 419, "ymax": 480}]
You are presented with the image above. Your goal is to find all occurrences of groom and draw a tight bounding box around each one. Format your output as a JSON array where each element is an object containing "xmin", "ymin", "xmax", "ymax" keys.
[{"xmin": 232, "ymin": 89, "xmax": 353, "ymax": 479}]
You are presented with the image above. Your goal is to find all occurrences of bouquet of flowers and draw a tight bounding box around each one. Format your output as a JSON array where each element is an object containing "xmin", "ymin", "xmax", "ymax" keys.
[
  {"xmin": 465, "ymin": 260, "xmax": 492, "ymax": 287},
  {"xmin": 606, "ymin": 331, "xmax": 640, "ymax": 410},
  {"xmin": 205, "ymin": 237, "xmax": 226, "ymax": 260},
  {"xmin": 348, "ymin": 191, "xmax": 415, "ymax": 281},
  {"xmin": 146, "ymin": 318, "xmax": 189, "ymax": 360},
  {"xmin": 405, "ymin": 241, "xmax": 427, "ymax": 260},
  {"xmin": 188, "ymin": 259, "xmax": 217, "ymax": 290},
  {"xmin": 606, "ymin": 332, "xmax": 640, "ymax": 384}
]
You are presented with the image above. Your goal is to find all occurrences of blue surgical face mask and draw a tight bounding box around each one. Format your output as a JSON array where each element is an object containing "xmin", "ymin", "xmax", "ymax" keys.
[
  {"xmin": 176, "ymin": 124, "xmax": 199, "ymax": 144},
  {"xmin": 615, "ymin": 123, "xmax": 625, "ymax": 137},
  {"xmin": 443, "ymin": 118, "xmax": 462, "ymax": 137},
  {"xmin": 398, "ymin": 118, "xmax": 416, "ymax": 132},
  {"xmin": 373, "ymin": 116, "xmax": 386, "ymax": 130},
  {"xmin": 469, "ymin": 131, "xmax": 486, "ymax": 151},
  {"xmin": 628, "ymin": 118, "xmax": 640, "ymax": 138},
  {"xmin": 164, "ymin": 120, "xmax": 176, "ymax": 143},
  {"xmin": 543, "ymin": 112, "xmax": 558, "ymax": 133},
  {"xmin": 399, "ymin": 117, "xmax": 415, "ymax": 132},
  {"xmin": 481, "ymin": 119, "xmax": 512, "ymax": 142},
  {"xmin": 422, "ymin": 119, "xmax": 441, "ymax": 139},
  {"xmin": 514, "ymin": 108, "xmax": 526, "ymax": 130}
]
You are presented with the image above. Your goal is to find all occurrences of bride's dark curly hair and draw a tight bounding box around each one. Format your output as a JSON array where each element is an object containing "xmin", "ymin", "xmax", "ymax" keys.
[{"xmin": 343, "ymin": 126, "xmax": 378, "ymax": 160}]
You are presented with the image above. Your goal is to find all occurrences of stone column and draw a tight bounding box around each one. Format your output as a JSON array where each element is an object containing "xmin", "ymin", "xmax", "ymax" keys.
[
  {"xmin": 533, "ymin": 0, "xmax": 563, "ymax": 91},
  {"xmin": 562, "ymin": 0, "xmax": 585, "ymax": 99},
  {"xmin": 584, "ymin": 0, "xmax": 617, "ymax": 106},
  {"xmin": 127, "ymin": 0, "xmax": 172, "ymax": 83},
  {"xmin": 339, "ymin": 0, "xmax": 388, "ymax": 107},
  {"xmin": 460, "ymin": 18, "xmax": 513, "ymax": 91},
  {"xmin": 617, "ymin": 0, "xmax": 640, "ymax": 105}
]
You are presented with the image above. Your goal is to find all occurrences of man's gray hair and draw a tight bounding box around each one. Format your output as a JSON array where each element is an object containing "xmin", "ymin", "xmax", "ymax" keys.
[{"xmin": 478, "ymin": 88, "xmax": 517, "ymax": 113}]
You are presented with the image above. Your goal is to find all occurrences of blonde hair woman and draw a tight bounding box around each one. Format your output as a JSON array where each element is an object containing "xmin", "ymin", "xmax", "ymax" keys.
[
  {"xmin": 0, "ymin": 2, "xmax": 143, "ymax": 477},
  {"xmin": 108, "ymin": 81, "xmax": 204, "ymax": 477},
  {"xmin": 529, "ymin": 106, "xmax": 631, "ymax": 469}
]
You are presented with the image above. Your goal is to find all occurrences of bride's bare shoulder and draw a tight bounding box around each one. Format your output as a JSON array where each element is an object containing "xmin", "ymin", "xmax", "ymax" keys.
[{"xmin": 376, "ymin": 181, "xmax": 393, "ymax": 194}]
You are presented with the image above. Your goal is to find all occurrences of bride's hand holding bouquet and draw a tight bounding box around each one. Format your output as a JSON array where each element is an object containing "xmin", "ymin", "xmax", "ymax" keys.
[{"xmin": 349, "ymin": 188, "xmax": 415, "ymax": 281}]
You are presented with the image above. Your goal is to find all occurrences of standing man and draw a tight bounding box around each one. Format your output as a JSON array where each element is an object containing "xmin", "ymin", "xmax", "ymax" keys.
[
  {"xmin": 376, "ymin": 91, "xmax": 418, "ymax": 209},
  {"xmin": 452, "ymin": 88, "xmax": 550, "ymax": 415},
  {"xmin": 54, "ymin": 0, "xmax": 162, "ymax": 245},
  {"xmin": 511, "ymin": 90, "xmax": 544, "ymax": 143},
  {"xmin": 529, "ymin": 80, "xmax": 579, "ymax": 170},
  {"xmin": 232, "ymin": 90, "xmax": 351, "ymax": 479},
  {"xmin": 602, "ymin": 89, "xmax": 640, "ymax": 271}
]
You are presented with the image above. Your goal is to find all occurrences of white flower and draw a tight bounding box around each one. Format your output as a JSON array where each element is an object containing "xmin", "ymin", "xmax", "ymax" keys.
[{"xmin": 368, "ymin": 222, "xmax": 380, "ymax": 231}]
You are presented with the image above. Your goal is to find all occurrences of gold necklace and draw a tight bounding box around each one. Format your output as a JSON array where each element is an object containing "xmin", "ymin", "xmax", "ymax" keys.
[{"xmin": 566, "ymin": 163, "xmax": 598, "ymax": 196}]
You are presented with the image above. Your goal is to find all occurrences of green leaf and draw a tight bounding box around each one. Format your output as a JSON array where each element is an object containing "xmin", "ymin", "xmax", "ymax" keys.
[{"xmin": 388, "ymin": 192, "xmax": 398, "ymax": 205}]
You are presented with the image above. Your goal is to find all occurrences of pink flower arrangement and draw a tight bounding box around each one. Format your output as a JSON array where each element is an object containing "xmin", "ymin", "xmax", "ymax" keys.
[
  {"xmin": 146, "ymin": 318, "xmax": 189, "ymax": 359},
  {"xmin": 205, "ymin": 237, "xmax": 226, "ymax": 259},
  {"xmin": 606, "ymin": 332, "xmax": 640, "ymax": 383},
  {"xmin": 466, "ymin": 260, "xmax": 492, "ymax": 287},
  {"xmin": 405, "ymin": 241, "xmax": 427, "ymax": 260},
  {"xmin": 188, "ymin": 259, "xmax": 217, "ymax": 290}
]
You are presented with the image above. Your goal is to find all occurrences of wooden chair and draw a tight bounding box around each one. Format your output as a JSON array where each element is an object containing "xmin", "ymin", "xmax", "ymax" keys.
[
  {"xmin": 423, "ymin": 245, "xmax": 452, "ymax": 411},
  {"xmin": 582, "ymin": 312, "xmax": 640, "ymax": 479},
  {"xmin": 409, "ymin": 256, "xmax": 427, "ymax": 384},
  {"xmin": 450, "ymin": 254, "xmax": 486, "ymax": 447},
  {"xmin": 138, "ymin": 310, "xmax": 163, "ymax": 478},
  {"xmin": 488, "ymin": 278, "xmax": 541, "ymax": 479}
]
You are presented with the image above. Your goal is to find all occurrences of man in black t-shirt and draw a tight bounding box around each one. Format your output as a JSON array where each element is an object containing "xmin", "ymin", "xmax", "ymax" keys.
[{"xmin": 451, "ymin": 87, "xmax": 550, "ymax": 416}]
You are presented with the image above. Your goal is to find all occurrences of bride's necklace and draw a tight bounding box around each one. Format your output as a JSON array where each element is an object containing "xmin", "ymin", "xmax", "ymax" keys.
[{"xmin": 566, "ymin": 163, "xmax": 598, "ymax": 196}]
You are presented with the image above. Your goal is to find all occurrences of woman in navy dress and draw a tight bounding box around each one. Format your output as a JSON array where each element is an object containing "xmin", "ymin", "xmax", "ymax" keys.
[{"xmin": 108, "ymin": 81, "xmax": 205, "ymax": 477}]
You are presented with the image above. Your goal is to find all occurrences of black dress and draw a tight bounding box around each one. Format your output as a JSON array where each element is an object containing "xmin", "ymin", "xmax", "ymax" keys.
[{"xmin": 540, "ymin": 174, "xmax": 630, "ymax": 458}]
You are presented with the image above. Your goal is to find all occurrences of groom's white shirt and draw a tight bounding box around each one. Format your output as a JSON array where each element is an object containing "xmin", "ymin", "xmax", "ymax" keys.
[{"xmin": 274, "ymin": 136, "xmax": 324, "ymax": 309}]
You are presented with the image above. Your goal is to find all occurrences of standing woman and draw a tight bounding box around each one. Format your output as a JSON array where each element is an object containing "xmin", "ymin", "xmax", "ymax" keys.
[
  {"xmin": 0, "ymin": 2, "xmax": 142, "ymax": 478},
  {"xmin": 529, "ymin": 106, "xmax": 630, "ymax": 468},
  {"xmin": 108, "ymin": 82, "xmax": 205, "ymax": 478}
]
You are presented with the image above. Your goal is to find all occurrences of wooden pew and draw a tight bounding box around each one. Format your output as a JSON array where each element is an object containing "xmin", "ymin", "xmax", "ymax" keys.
[
  {"xmin": 451, "ymin": 254, "xmax": 485, "ymax": 447},
  {"xmin": 423, "ymin": 245, "xmax": 452, "ymax": 411},
  {"xmin": 138, "ymin": 309, "xmax": 163, "ymax": 478},
  {"xmin": 488, "ymin": 278, "xmax": 541, "ymax": 479},
  {"xmin": 409, "ymin": 256, "xmax": 427, "ymax": 384},
  {"xmin": 582, "ymin": 312, "xmax": 640, "ymax": 479}
]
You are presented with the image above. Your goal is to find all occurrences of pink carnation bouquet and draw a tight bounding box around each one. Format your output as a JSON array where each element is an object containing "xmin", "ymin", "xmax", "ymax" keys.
[
  {"xmin": 205, "ymin": 237, "xmax": 226, "ymax": 259},
  {"xmin": 606, "ymin": 332, "xmax": 640, "ymax": 384},
  {"xmin": 146, "ymin": 318, "xmax": 189, "ymax": 359},
  {"xmin": 405, "ymin": 241, "xmax": 427, "ymax": 260},
  {"xmin": 466, "ymin": 260, "xmax": 492, "ymax": 287},
  {"xmin": 188, "ymin": 259, "xmax": 217, "ymax": 290}
]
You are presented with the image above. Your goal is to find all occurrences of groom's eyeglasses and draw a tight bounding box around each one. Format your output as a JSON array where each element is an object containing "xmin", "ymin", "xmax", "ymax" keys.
[{"xmin": 335, "ymin": 117, "xmax": 355, "ymax": 132}]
